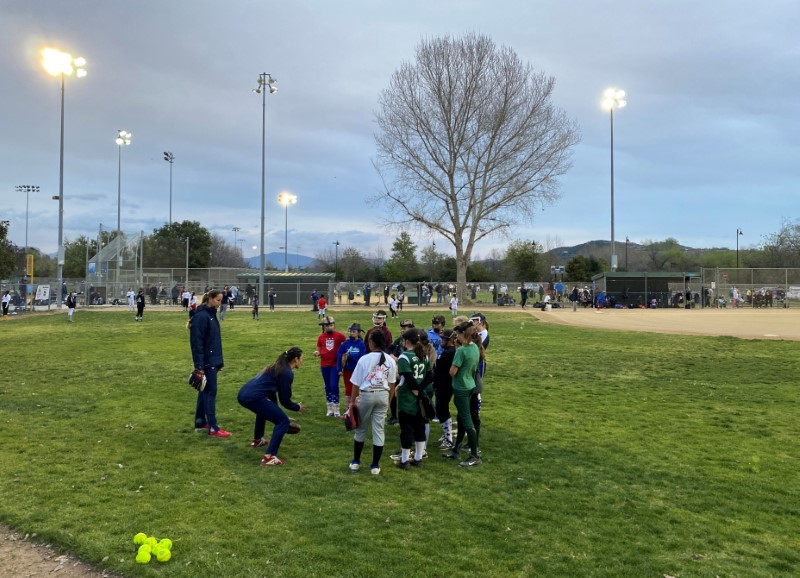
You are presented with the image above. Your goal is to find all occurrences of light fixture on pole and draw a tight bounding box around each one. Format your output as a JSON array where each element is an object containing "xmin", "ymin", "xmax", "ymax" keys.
[
  {"xmin": 115, "ymin": 129, "xmax": 131, "ymax": 296},
  {"xmin": 602, "ymin": 87, "xmax": 627, "ymax": 272},
  {"xmin": 333, "ymin": 240, "xmax": 340, "ymax": 282},
  {"xmin": 232, "ymin": 226, "xmax": 240, "ymax": 250},
  {"xmin": 625, "ymin": 236, "xmax": 629, "ymax": 271},
  {"xmin": 253, "ymin": 72, "xmax": 277, "ymax": 305},
  {"xmin": 277, "ymin": 192, "xmax": 296, "ymax": 272},
  {"xmin": 185, "ymin": 237, "xmax": 190, "ymax": 289},
  {"xmin": 42, "ymin": 48, "xmax": 86, "ymax": 307},
  {"xmin": 163, "ymin": 151, "xmax": 174, "ymax": 223},
  {"xmin": 15, "ymin": 185, "xmax": 40, "ymax": 257},
  {"xmin": 736, "ymin": 228, "xmax": 743, "ymax": 269}
]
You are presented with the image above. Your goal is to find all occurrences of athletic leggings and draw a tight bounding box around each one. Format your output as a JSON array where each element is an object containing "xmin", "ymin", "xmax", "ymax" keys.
[
  {"xmin": 435, "ymin": 384, "xmax": 453, "ymax": 423},
  {"xmin": 320, "ymin": 366, "xmax": 340, "ymax": 404}
]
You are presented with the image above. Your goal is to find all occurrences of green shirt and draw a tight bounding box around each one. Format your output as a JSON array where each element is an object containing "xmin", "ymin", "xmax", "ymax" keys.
[
  {"xmin": 452, "ymin": 343, "xmax": 479, "ymax": 392},
  {"xmin": 396, "ymin": 349, "xmax": 431, "ymax": 415}
]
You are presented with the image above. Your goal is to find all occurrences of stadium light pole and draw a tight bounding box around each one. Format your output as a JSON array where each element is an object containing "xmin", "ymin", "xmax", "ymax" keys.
[
  {"xmin": 115, "ymin": 130, "xmax": 131, "ymax": 297},
  {"xmin": 253, "ymin": 72, "xmax": 277, "ymax": 305},
  {"xmin": 333, "ymin": 240, "xmax": 340, "ymax": 282},
  {"xmin": 277, "ymin": 192, "xmax": 296, "ymax": 272},
  {"xmin": 602, "ymin": 87, "xmax": 627, "ymax": 272},
  {"xmin": 42, "ymin": 49, "xmax": 86, "ymax": 307},
  {"xmin": 15, "ymin": 185, "xmax": 40, "ymax": 256},
  {"xmin": 625, "ymin": 236, "xmax": 629, "ymax": 270},
  {"xmin": 736, "ymin": 228, "xmax": 743, "ymax": 269},
  {"xmin": 232, "ymin": 226, "xmax": 240, "ymax": 251},
  {"xmin": 163, "ymin": 151, "xmax": 174, "ymax": 223}
]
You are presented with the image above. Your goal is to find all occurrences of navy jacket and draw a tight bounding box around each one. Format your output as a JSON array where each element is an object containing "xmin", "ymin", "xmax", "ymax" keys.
[
  {"xmin": 190, "ymin": 304, "xmax": 223, "ymax": 370},
  {"xmin": 238, "ymin": 366, "xmax": 300, "ymax": 411}
]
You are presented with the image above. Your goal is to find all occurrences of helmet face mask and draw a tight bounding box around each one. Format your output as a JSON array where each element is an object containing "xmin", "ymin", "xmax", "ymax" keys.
[{"xmin": 372, "ymin": 312, "xmax": 386, "ymax": 326}]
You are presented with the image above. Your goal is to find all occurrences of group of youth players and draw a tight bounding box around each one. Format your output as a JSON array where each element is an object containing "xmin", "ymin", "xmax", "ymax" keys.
[
  {"xmin": 314, "ymin": 309, "xmax": 488, "ymax": 473},
  {"xmin": 189, "ymin": 292, "xmax": 487, "ymax": 473}
]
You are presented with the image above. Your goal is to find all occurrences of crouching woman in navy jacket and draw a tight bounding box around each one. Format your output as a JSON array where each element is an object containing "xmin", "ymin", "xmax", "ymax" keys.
[{"xmin": 238, "ymin": 347, "xmax": 307, "ymax": 467}]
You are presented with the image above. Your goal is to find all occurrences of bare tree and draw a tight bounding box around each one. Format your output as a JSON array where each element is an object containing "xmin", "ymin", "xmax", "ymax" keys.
[
  {"xmin": 210, "ymin": 234, "xmax": 246, "ymax": 268},
  {"xmin": 373, "ymin": 33, "xmax": 580, "ymax": 300}
]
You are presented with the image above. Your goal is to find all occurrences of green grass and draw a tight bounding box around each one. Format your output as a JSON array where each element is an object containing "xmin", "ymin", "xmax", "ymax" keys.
[{"xmin": 1, "ymin": 307, "xmax": 799, "ymax": 577}]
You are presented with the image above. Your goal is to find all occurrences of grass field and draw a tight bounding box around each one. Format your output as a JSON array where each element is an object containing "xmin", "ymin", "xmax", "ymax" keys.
[{"xmin": 1, "ymin": 307, "xmax": 799, "ymax": 577}]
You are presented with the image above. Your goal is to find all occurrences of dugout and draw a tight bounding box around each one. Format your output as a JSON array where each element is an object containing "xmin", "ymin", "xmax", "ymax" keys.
[
  {"xmin": 235, "ymin": 271, "xmax": 335, "ymax": 306},
  {"xmin": 591, "ymin": 271, "xmax": 701, "ymax": 308}
]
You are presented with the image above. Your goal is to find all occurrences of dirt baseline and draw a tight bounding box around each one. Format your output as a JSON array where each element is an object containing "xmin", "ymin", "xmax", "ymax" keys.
[{"xmin": 529, "ymin": 305, "xmax": 800, "ymax": 341}]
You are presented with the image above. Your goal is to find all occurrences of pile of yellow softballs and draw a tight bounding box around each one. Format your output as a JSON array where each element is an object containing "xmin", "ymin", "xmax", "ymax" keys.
[{"xmin": 133, "ymin": 532, "xmax": 173, "ymax": 563}]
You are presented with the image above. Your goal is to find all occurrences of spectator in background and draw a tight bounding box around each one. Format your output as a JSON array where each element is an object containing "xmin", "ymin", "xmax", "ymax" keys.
[
  {"xmin": 252, "ymin": 294, "xmax": 259, "ymax": 320},
  {"xmin": 230, "ymin": 285, "xmax": 239, "ymax": 308},
  {"xmin": 311, "ymin": 289, "xmax": 319, "ymax": 312},
  {"xmin": 318, "ymin": 293, "xmax": 328, "ymax": 318},
  {"xmin": 219, "ymin": 285, "xmax": 230, "ymax": 320},
  {"xmin": 520, "ymin": 283, "xmax": 529, "ymax": 309},
  {"xmin": 363, "ymin": 283, "xmax": 372, "ymax": 307},
  {"xmin": 182, "ymin": 288, "xmax": 191, "ymax": 311},
  {"xmin": 570, "ymin": 286, "xmax": 580, "ymax": 312},
  {"xmin": 66, "ymin": 291, "xmax": 77, "ymax": 322},
  {"xmin": 268, "ymin": 288, "xmax": 277, "ymax": 312},
  {"xmin": 136, "ymin": 288, "xmax": 146, "ymax": 321}
]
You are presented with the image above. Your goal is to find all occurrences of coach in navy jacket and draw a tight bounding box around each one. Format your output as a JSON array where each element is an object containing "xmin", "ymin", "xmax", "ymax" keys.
[{"xmin": 190, "ymin": 290, "xmax": 229, "ymax": 436}]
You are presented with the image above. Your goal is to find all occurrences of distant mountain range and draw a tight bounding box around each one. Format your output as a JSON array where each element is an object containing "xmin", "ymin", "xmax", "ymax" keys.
[{"xmin": 245, "ymin": 252, "xmax": 316, "ymax": 269}]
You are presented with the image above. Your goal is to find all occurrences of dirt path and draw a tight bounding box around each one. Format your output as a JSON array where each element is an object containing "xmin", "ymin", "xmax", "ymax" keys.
[
  {"xmin": 528, "ymin": 305, "xmax": 800, "ymax": 340},
  {"xmin": 0, "ymin": 526, "xmax": 121, "ymax": 578}
]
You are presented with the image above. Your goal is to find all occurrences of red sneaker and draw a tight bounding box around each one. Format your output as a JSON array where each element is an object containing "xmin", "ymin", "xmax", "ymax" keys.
[
  {"xmin": 251, "ymin": 437, "xmax": 269, "ymax": 448},
  {"xmin": 260, "ymin": 454, "xmax": 285, "ymax": 467},
  {"xmin": 209, "ymin": 429, "xmax": 231, "ymax": 438}
]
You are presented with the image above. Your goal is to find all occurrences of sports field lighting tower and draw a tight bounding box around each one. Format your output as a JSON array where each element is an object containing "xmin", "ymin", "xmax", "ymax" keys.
[
  {"xmin": 115, "ymin": 129, "xmax": 131, "ymax": 294},
  {"xmin": 736, "ymin": 228, "xmax": 743, "ymax": 269},
  {"xmin": 253, "ymin": 72, "xmax": 277, "ymax": 305},
  {"xmin": 333, "ymin": 240, "xmax": 340, "ymax": 282},
  {"xmin": 15, "ymin": 185, "xmax": 40, "ymax": 255},
  {"xmin": 42, "ymin": 48, "xmax": 86, "ymax": 307},
  {"xmin": 163, "ymin": 151, "xmax": 174, "ymax": 223},
  {"xmin": 601, "ymin": 87, "xmax": 626, "ymax": 272},
  {"xmin": 277, "ymin": 192, "xmax": 296, "ymax": 272}
]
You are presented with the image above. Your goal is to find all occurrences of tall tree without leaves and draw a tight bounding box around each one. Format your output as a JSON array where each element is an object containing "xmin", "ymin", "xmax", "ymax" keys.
[{"xmin": 373, "ymin": 33, "xmax": 579, "ymax": 300}]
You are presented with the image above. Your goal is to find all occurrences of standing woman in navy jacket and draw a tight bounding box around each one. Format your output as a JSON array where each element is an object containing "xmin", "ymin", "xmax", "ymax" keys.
[
  {"xmin": 238, "ymin": 347, "xmax": 307, "ymax": 467},
  {"xmin": 190, "ymin": 290, "xmax": 230, "ymax": 437}
]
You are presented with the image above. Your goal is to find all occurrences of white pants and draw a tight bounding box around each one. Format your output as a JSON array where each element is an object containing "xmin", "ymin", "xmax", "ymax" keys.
[{"xmin": 353, "ymin": 389, "xmax": 389, "ymax": 447}]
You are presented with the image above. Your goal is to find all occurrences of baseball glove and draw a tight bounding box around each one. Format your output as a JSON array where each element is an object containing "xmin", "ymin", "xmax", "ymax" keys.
[
  {"xmin": 287, "ymin": 418, "xmax": 302, "ymax": 434},
  {"xmin": 188, "ymin": 370, "xmax": 206, "ymax": 392}
]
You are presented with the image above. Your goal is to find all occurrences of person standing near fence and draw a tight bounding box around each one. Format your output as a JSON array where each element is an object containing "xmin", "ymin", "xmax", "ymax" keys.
[
  {"xmin": 252, "ymin": 294, "xmax": 259, "ymax": 320},
  {"xmin": 1, "ymin": 290, "xmax": 10, "ymax": 320},
  {"xmin": 126, "ymin": 287, "xmax": 135, "ymax": 312},
  {"xmin": 190, "ymin": 289, "xmax": 230, "ymax": 438},
  {"xmin": 66, "ymin": 291, "xmax": 77, "ymax": 322},
  {"xmin": 135, "ymin": 288, "xmax": 146, "ymax": 321},
  {"xmin": 268, "ymin": 288, "xmax": 276, "ymax": 312},
  {"xmin": 182, "ymin": 288, "xmax": 190, "ymax": 311},
  {"xmin": 219, "ymin": 285, "xmax": 230, "ymax": 320}
]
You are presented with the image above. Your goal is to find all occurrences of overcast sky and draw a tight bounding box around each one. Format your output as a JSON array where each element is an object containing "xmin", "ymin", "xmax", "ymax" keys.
[{"xmin": 2, "ymin": 1, "xmax": 799, "ymax": 264}]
